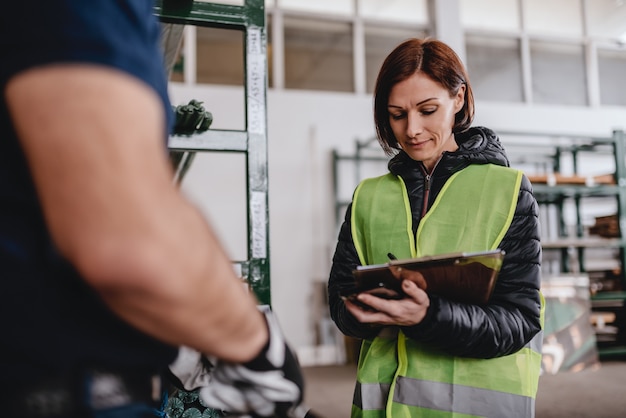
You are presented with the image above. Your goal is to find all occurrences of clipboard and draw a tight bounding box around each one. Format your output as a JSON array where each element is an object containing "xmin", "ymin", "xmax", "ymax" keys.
[{"xmin": 341, "ymin": 249, "xmax": 505, "ymax": 305}]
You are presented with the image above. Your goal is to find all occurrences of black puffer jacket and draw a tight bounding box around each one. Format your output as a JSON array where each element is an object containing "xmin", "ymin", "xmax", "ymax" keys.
[{"xmin": 328, "ymin": 126, "xmax": 542, "ymax": 358}]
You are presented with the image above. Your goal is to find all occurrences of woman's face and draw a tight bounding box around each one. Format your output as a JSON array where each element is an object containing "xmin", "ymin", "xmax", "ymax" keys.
[{"xmin": 387, "ymin": 71, "xmax": 465, "ymax": 172}]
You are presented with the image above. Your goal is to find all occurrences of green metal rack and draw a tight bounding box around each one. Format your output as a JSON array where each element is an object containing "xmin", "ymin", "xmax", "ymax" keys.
[
  {"xmin": 155, "ymin": 0, "xmax": 271, "ymax": 305},
  {"xmin": 505, "ymin": 130, "xmax": 626, "ymax": 359},
  {"xmin": 331, "ymin": 137, "xmax": 389, "ymax": 228}
]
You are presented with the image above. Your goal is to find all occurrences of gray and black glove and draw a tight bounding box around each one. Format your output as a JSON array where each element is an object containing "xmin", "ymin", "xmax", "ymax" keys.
[
  {"xmin": 199, "ymin": 305, "xmax": 307, "ymax": 418},
  {"xmin": 167, "ymin": 345, "xmax": 213, "ymax": 391}
]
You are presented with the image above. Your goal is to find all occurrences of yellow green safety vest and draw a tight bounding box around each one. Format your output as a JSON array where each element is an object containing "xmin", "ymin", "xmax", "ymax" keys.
[{"xmin": 350, "ymin": 164, "xmax": 544, "ymax": 418}]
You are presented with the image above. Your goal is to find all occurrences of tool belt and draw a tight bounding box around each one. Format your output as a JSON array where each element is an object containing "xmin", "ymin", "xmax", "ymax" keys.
[{"xmin": 1, "ymin": 369, "xmax": 163, "ymax": 418}]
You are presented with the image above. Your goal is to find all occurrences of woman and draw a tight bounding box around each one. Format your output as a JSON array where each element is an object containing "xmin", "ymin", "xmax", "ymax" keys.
[{"xmin": 328, "ymin": 38, "xmax": 543, "ymax": 417}]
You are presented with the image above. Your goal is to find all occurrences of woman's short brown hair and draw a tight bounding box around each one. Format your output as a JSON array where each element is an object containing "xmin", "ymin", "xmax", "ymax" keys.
[{"xmin": 373, "ymin": 38, "xmax": 475, "ymax": 155}]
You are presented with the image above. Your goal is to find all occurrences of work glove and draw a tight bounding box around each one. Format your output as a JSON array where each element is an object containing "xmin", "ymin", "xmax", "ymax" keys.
[
  {"xmin": 199, "ymin": 305, "xmax": 308, "ymax": 418},
  {"xmin": 167, "ymin": 345, "xmax": 213, "ymax": 391},
  {"xmin": 172, "ymin": 99, "xmax": 213, "ymax": 135}
]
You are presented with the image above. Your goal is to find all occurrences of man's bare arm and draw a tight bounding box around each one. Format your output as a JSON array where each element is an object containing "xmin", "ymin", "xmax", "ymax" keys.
[{"xmin": 5, "ymin": 64, "xmax": 267, "ymax": 362}]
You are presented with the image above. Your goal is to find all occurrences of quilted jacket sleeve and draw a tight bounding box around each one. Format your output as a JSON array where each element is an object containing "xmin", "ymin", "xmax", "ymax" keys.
[{"xmin": 328, "ymin": 203, "xmax": 383, "ymax": 340}]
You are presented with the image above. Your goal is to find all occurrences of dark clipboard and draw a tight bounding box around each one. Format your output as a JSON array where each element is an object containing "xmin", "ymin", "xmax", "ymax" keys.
[{"xmin": 341, "ymin": 249, "xmax": 505, "ymax": 305}]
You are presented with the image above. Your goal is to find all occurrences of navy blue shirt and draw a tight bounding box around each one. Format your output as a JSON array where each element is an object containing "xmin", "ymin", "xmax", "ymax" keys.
[{"xmin": 0, "ymin": 0, "xmax": 177, "ymax": 383}]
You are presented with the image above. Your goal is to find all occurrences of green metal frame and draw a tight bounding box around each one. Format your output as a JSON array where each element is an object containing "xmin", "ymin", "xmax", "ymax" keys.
[
  {"xmin": 511, "ymin": 130, "xmax": 626, "ymax": 357},
  {"xmin": 332, "ymin": 137, "xmax": 390, "ymax": 227},
  {"xmin": 155, "ymin": 0, "xmax": 271, "ymax": 305}
]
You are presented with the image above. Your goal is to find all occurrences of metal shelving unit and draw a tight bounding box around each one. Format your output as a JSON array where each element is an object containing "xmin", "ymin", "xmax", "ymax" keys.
[
  {"xmin": 505, "ymin": 130, "xmax": 626, "ymax": 358},
  {"xmin": 331, "ymin": 137, "xmax": 390, "ymax": 228},
  {"xmin": 155, "ymin": 0, "xmax": 271, "ymax": 305}
]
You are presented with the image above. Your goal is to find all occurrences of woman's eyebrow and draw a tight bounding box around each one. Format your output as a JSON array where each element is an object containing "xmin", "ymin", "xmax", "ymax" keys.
[{"xmin": 387, "ymin": 97, "xmax": 438, "ymax": 109}]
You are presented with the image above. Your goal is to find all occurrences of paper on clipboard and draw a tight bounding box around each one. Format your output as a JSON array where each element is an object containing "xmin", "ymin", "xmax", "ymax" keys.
[{"xmin": 343, "ymin": 249, "xmax": 505, "ymax": 305}]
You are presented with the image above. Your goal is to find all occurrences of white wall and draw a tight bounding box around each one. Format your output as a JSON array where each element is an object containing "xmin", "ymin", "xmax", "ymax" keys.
[
  {"xmin": 169, "ymin": 82, "xmax": 626, "ymax": 363},
  {"xmin": 475, "ymin": 102, "xmax": 626, "ymax": 137}
]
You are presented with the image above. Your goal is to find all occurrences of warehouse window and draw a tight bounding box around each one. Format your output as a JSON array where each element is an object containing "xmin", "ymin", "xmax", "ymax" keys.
[
  {"xmin": 524, "ymin": 0, "xmax": 583, "ymax": 37},
  {"xmin": 587, "ymin": 0, "xmax": 626, "ymax": 41},
  {"xmin": 183, "ymin": 0, "xmax": 626, "ymax": 108},
  {"xmin": 284, "ymin": 17, "xmax": 353, "ymax": 92},
  {"xmin": 460, "ymin": 0, "xmax": 520, "ymax": 32},
  {"xmin": 364, "ymin": 25, "xmax": 428, "ymax": 94},
  {"xmin": 530, "ymin": 41, "xmax": 587, "ymax": 106},
  {"xmin": 196, "ymin": 26, "xmax": 245, "ymax": 86},
  {"xmin": 358, "ymin": 0, "xmax": 428, "ymax": 24},
  {"xmin": 598, "ymin": 48, "xmax": 626, "ymax": 106},
  {"xmin": 279, "ymin": 0, "xmax": 352, "ymax": 16},
  {"xmin": 466, "ymin": 35, "xmax": 524, "ymax": 103}
]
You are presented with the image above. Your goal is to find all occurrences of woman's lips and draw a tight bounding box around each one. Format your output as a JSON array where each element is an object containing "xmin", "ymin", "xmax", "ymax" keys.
[{"xmin": 405, "ymin": 138, "xmax": 430, "ymax": 148}]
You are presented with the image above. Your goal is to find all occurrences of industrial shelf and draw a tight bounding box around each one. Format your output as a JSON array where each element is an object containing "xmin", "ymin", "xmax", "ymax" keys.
[
  {"xmin": 513, "ymin": 130, "xmax": 626, "ymax": 358},
  {"xmin": 155, "ymin": 0, "xmax": 271, "ymax": 305}
]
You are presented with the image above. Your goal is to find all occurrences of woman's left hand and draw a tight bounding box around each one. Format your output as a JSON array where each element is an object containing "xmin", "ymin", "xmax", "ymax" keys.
[{"xmin": 345, "ymin": 277, "xmax": 430, "ymax": 326}]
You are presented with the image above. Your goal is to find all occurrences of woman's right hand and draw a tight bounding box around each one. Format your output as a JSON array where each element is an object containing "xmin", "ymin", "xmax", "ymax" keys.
[{"xmin": 345, "ymin": 269, "xmax": 430, "ymax": 327}]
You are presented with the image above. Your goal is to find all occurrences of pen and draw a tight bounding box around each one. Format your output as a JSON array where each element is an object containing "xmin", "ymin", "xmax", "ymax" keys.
[{"xmin": 387, "ymin": 252, "xmax": 397, "ymax": 260}]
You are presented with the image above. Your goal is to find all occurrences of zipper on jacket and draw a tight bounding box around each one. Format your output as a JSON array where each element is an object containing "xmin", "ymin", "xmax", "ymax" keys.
[
  {"xmin": 419, "ymin": 155, "xmax": 444, "ymax": 217},
  {"xmin": 421, "ymin": 171, "xmax": 431, "ymax": 217}
]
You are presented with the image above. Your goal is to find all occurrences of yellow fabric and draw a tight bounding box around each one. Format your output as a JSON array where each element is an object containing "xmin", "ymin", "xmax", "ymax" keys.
[{"xmin": 351, "ymin": 164, "xmax": 542, "ymax": 418}]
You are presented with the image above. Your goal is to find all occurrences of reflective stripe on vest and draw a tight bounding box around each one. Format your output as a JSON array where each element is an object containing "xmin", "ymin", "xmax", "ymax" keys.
[
  {"xmin": 352, "ymin": 328, "xmax": 545, "ymax": 417},
  {"xmin": 350, "ymin": 164, "xmax": 543, "ymax": 418}
]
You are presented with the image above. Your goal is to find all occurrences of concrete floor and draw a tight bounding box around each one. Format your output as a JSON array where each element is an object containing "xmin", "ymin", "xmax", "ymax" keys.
[{"xmin": 302, "ymin": 360, "xmax": 626, "ymax": 418}]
